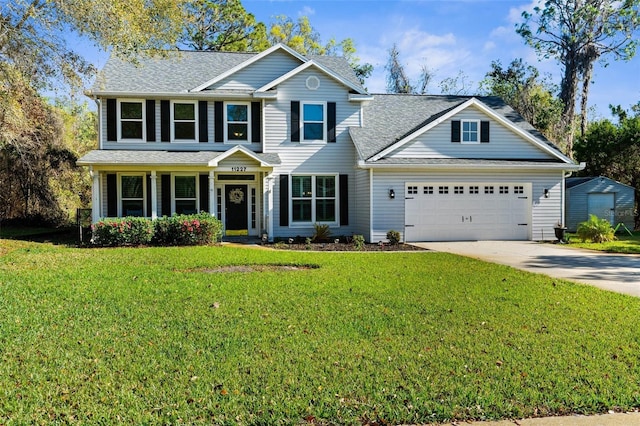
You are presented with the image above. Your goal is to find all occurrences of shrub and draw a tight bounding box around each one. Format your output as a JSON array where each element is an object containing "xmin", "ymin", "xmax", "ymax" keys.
[
  {"xmin": 152, "ymin": 213, "xmax": 223, "ymax": 246},
  {"xmin": 352, "ymin": 234, "xmax": 365, "ymax": 251},
  {"xmin": 91, "ymin": 217, "xmax": 154, "ymax": 247},
  {"xmin": 576, "ymin": 214, "xmax": 615, "ymax": 243},
  {"xmin": 386, "ymin": 230, "xmax": 401, "ymax": 245},
  {"xmin": 92, "ymin": 213, "xmax": 222, "ymax": 247},
  {"xmin": 312, "ymin": 223, "xmax": 332, "ymax": 242}
]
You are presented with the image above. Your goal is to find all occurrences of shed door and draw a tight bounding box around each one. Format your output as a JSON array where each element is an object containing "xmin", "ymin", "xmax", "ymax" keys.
[
  {"xmin": 404, "ymin": 182, "xmax": 531, "ymax": 242},
  {"xmin": 587, "ymin": 193, "xmax": 615, "ymax": 225}
]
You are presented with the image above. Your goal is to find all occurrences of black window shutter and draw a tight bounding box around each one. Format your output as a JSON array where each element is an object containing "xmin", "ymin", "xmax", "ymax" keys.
[
  {"xmin": 146, "ymin": 174, "xmax": 152, "ymax": 217},
  {"xmin": 160, "ymin": 100, "xmax": 170, "ymax": 142},
  {"xmin": 279, "ymin": 175, "xmax": 289, "ymax": 227},
  {"xmin": 199, "ymin": 174, "xmax": 209, "ymax": 212},
  {"xmin": 290, "ymin": 101, "xmax": 300, "ymax": 142},
  {"xmin": 106, "ymin": 99, "xmax": 117, "ymax": 141},
  {"xmin": 214, "ymin": 101, "xmax": 224, "ymax": 142},
  {"xmin": 198, "ymin": 101, "xmax": 208, "ymax": 143},
  {"xmin": 107, "ymin": 174, "xmax": 117, "ymax": 217},
  {"xmin": 251, "ymin": 102, "xmax": 261, "ymax": 143},
  {"xmin": 451, "ymin": 120, "xmax": 461, "ymax": 143},
  {"xmin": 339, "ymin": 174, "xmax": 348, "ymax": 226},
  {"xmin": 480, "ymin": 121, "xmax": 490, "ymax": 143},
  {"xmin": 146, "ymin": 100, "xmax": 156, "ymax": 142},
  {"xmin": 328, "ymin": 102, "xmax": 337, "ymax": 142},
  {"xmin": 161, "ymin": 174, "xmax": 171, "ymax": 216}
]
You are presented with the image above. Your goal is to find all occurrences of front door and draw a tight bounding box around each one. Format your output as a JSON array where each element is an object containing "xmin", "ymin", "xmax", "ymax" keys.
[{"xmin": 225, "ymin": 185, "xmax": 248, "ymax": 235}]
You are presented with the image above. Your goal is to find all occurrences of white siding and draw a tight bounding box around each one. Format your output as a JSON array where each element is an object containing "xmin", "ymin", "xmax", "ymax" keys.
[
  {"xmin": 390, "ymin": 106, "xmax": 554, "ymax": 160},
  {"xmin": 214, "ymin": 50, "xmax": 302, "ymax": 91},
  {"xmin": 266, "ymin": 69, "xmax": 361, "ymax": 238},
  {"xmin": 369, "ymin": 168, "xmax": 564, "ymax": 242}
]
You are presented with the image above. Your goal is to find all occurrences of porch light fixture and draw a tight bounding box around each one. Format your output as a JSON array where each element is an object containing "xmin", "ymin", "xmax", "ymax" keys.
[
  {"xmin": 389, "ymin": 189, "xmax": 395, "ymax": 199},
  {"xmin": 543, "ymin": 188, "xmax": 550, "ymax": 198}
]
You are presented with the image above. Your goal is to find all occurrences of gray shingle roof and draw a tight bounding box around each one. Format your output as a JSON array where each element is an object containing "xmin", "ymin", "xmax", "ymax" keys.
[
  {"xmin": 350, "ymin": 94, "xmax": 567, "ymax": 162},
  {"xmin": 90, "ymin": 49, "xmax": 365, "ymax": 94},
  {"xmin": 565, "ymin": 177, "xmax": 596, "ymax": 188},
  {"xmin": 77, "ymin": 150, "xmax": 281, "ymax": 166},
  {"xmin": 366, "ymin": 158, "xmax": 569, "ymax": 167}
]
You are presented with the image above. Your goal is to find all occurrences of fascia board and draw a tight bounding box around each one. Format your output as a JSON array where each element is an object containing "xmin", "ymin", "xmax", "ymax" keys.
[
  {"xmin": 357, "ymin": 160, "xmax": 585, "ymax": 171},
  {"xmin": 207, "ymin": 145, "xmax": 275, "ymax": 167}
]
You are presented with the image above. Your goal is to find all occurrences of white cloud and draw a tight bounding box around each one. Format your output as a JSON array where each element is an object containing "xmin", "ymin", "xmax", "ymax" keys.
[{"xmin": 298, "ymin": 5, "xmax": 315, "ymax": 17}]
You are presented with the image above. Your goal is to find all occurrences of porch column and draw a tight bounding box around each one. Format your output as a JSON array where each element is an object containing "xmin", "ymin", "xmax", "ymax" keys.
[
  {"xmin": 149, "ymin": 171, "xmax": 158, "ymax": 219},
  {"xmin": 209, "ymin": 170, "xmax": 216, "ymax": 217},
  {"xmin": 90, "ymin": 167, "xmax": 101, "ymax": 223},
  {"xmin": 264, "ymin": 173, "xmax": 274, "ymax": 242}
]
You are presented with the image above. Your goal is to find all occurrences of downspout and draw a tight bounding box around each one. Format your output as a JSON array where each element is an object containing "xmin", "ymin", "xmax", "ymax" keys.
[
  {"xmin": 95, "ymin": 98, "xmax": 102, "ymax": 150},
  {"xmin": 561, "ymin": 170, "xmax": 572, "ymax": 228},
  {"xmin": 369, "ymin": 168, "xmax": 373, "ymax": 243}
]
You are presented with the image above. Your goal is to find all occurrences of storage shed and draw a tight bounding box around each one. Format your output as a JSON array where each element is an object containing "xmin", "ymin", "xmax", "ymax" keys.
[{"xmin": 565, "ymin": 176, "xmax": 636, "ymax": 232}]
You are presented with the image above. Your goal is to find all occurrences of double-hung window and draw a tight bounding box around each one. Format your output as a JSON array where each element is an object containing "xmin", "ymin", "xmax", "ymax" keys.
[
  {"xmin": 173, "ymin": 102, "xmax": 197, "ymax": 141},
  {"xmin": 119, "ymin": 100, "xmax": 144, "ymax": 141},
  {"xmin": 174, "ymin": 175, "xmax": 198, "ymax": 214},
  {"xmin": 291, "ymin": 175, "xmax": 336, "ymax": 224},
  {"xmin": 225, "ymin": 103, "xmax": 250, "ymax": 142},
  {"xmin": 461, "ymin": 120, "xmax": 479, "ymax": 143},
  {"xmin": 121, "ymin": 175, "xmax": 145, "ymax": 217},
  {"xmin": 302, "ymin": 102, "xmax": 325, "ymax": 142}
]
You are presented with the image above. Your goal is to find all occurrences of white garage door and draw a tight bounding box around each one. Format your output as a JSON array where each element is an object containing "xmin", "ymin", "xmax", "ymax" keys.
[{"xmin": 404, "ymin": 182, "xmax": 531, "ymax": 241}]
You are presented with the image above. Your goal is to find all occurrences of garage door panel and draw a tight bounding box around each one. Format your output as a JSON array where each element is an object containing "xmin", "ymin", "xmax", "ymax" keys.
[{"xmin": 405, "ymin": 182, "xmax": 531, "ymax": 242}]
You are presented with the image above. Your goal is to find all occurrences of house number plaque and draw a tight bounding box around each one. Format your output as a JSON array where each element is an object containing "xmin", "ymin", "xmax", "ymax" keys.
[{"xmin": 230, "ymin": 166, "xmax": 247, "ymax": 172}]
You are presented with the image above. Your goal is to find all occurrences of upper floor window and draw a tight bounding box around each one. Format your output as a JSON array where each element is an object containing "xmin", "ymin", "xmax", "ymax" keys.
[
  {"xmin": 462, "ymin": 120, "xmax": 479, "ymax": 143},
  {"xmin": 302, "ymin": 102, "xmax": 325, "ymax": 142},
  {"xmin": 225, "ymin": 103, "xmax": 250, "ymax": 143},
  {"xmin": 119, "ymin": 100, "xmax": 144, "ymax": 141},
  {"xmin": 173, "ymin": 102, "xmax": 196, "ymax": 141}
]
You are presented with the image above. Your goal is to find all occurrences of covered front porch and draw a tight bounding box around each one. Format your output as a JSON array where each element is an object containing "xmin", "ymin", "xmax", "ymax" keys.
[{"xmin": 77, "ymin": 146, "xmax": 281, "ymax": 239}]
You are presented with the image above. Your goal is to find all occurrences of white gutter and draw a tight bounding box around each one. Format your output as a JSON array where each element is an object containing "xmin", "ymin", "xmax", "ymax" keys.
[
  {"xmin": 357, "ymin": 161, "xmax": 586, "ymax": 171},
  {"xmin": 86, "ymin": 91, "xmax": 255, "ymax": 99}
]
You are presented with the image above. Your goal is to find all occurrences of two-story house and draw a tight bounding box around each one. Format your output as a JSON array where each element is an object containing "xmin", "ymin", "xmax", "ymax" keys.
[{"xmin": 78, "ymin": 44, "xmax": 584, "ymax": 242}]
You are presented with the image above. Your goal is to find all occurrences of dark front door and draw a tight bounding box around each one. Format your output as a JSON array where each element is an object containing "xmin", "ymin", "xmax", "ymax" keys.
[{"xmin": 225, "ymin": 185, "xmax": 248, "ymax": 235}]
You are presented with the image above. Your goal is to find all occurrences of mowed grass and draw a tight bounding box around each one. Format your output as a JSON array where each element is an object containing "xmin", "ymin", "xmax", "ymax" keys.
[
  {"xmin": 1, "ymin": 241, "xmax": 640, "ymax": 424},
  {"xmin": 568, "ymin": 231, "xmax": 640, "ymax": 254}
]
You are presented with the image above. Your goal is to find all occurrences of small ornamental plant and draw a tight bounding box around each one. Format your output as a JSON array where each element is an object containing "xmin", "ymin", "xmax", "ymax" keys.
[
  {"xmin": 386, "ymin": 230, "xmax": 401, "ymax": 245},
  {"xmin": 576, "ymin": 214, "xmax": 615, "ymax": 243}
]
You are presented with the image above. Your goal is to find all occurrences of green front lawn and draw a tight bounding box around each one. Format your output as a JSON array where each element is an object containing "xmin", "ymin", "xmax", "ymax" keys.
[
  {"xmin": 1, "ymin": 241, "xmax": 639, "ymax": 424},
  {"xmin": 568, "ymin": 231, "xmax": 640, "ymax": 254}
]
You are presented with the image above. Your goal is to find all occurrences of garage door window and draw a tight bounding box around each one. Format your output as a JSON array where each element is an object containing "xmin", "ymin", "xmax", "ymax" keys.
[
  {"xmin": 470, "ymin": 186, "xmax": 479, "ymax": 194},
  {"xmin": 439, "ymin": 186, "xmax": 449, "ymax": 194},
  {"xmin": 423, "ymin": 186, "xmax": 433, "ymax": 194},
  {"xmin": 514, "ymin": 186, "xmax": 524, "ymax": 194},
  {"xmin": 484, "ymin": 186, "xmax": 494, "ymax": 194},
  {"xmin": 407, "ymin": 186, "xmax": 418, "ymax": 195},
  {"xmin": 454, "ymin": 186, "xmax": 464, "ymax": 194}
]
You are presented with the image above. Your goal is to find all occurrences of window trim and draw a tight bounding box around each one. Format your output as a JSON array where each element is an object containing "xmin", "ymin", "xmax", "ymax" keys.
[
  {"xmin": 117, "ymin": 99, "xmax": 146, "ymax": 142},
  {"xmin": 171, "ymin": 173, "xmax": 199, "ymax": 215},
  {"xmin": 117, "ymin": 173, "xmax": 146, "ymax": 217},
  {"xmin": 224, "ymin": 101, "xmax": 251, "ymax": 144},
  {"xmin": 289, "ymin": 174, "xmax": 338, "ymax": 226},
  {"xmin": 300, "ymin": 101, "xmax": 327, "ymax": 143},
  {"xmin": 461, "ymin": 119, "xmax": 480, "ymax": 144},
  {"xmin": 170, "ymin": 100, "xmax": 198, "ymax": 143}
]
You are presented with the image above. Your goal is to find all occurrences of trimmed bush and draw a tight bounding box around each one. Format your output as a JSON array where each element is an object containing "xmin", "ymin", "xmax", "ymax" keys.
[
  {"xmin": 386, "ymin": 230, "xmax": 401, "ymax": 245},
  {"xmin": 352, "ymin": 234, "xmax": 365, "ymax": 251},
  {"xmin": 312, "ymin": 223, "xmax": 332, "ymax": 242},
  {"xmin": 577, "ymin": 214, "xmax": 615, "ymax": 243},
  {"xmin": 91, "ymin": 217, "xmax": 154, "ymax": 247},
  {"xmin": 152, "ymin": 213, "xmax": 223, "ymax": 246},
  {"xmin": 91, "ymin": 214, "xmax": 222, "ymax": 247}
]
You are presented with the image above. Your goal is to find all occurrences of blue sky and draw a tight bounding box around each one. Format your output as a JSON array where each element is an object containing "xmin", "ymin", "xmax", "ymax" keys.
[{"xmin": 85, "ymin": 0, "xmax": 639, "ymax": 119}]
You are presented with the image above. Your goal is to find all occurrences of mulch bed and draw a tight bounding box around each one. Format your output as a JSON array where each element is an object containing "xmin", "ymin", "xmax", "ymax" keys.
[{"xmin": 267, "ymin": 242, "xmax": 426, "ymax": 252}]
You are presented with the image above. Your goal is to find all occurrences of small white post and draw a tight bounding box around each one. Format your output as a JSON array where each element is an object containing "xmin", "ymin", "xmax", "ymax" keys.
[
  {"xmin": 149, "ymin": 171, "xmax": 158, "ymax": 219},
  {"xmin": 90, "ymin": 167, "xmax": 101, "ymax": 223}
]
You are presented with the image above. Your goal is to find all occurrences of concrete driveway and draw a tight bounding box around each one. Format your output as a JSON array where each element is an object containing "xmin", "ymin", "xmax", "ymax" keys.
[{"xmin": 413, "ymin": 241, "xmax": 640, "ymax": 297}]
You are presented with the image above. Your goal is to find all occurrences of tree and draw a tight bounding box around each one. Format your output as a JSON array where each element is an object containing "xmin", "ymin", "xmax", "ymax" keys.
[
  {"xmin": 178, "ymin": 0, "xmax": 268, "ymax": 52},
  {"xmin": 438, "ymin": 71, "xmax": 473, "ymax": 96},
  {"xmin": 1, "ymin": 0, "xmax": 188, "ymax": 223},
  {"xmin": 479, "ymin": 59, "xmax": 565, "ymax": 145},
  {"xmin": 574, "ymin": 103, "xmax": 640, "ymax": 228},
  {"xmin": 268, "ymin": 15, "xmax": 372, "ymax": 85},
  {"xmin": 385, "ymin": 44, "xmax": 433, "ymax": 94},
  {"xmin": 517, "ymin": 0, "xmax": 640, "ymax": 156}
]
